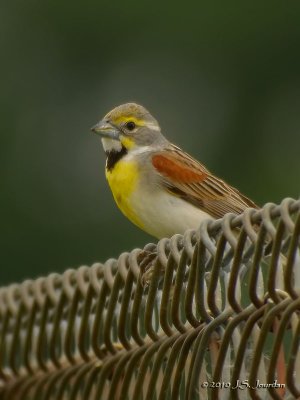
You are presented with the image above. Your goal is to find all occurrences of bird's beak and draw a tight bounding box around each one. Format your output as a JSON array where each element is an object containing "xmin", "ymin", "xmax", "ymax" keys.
[{"xmin": 91, "ymin": 120, "xmax": 120, "ymax": 141}]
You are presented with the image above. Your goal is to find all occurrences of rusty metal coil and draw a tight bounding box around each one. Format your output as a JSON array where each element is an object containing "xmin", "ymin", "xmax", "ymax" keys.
[{"xmin": 0, "ymin": 197, "xmax": 300, "ymax": 399}]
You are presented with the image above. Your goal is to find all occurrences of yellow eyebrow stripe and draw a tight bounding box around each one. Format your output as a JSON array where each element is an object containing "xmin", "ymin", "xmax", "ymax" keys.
[{"xmin": 114, "ymin": 116, "xmax": 145, "ymax": 126}]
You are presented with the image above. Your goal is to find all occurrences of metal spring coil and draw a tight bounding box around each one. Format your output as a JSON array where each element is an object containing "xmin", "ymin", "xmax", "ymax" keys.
[{"xmin": 0, "ymin": 197, "xmax": 300, "ymax": 400}]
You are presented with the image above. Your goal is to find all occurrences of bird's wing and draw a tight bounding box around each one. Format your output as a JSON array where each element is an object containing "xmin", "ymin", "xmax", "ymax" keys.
[{"xmin": 151, "ymin": 145, "xmax": 258, "ymax": 219}]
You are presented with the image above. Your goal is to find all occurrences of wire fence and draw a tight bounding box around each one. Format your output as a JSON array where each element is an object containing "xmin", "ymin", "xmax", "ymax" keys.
[{"xmin": 0, "ymin": 198, "xmax": 300, "ymax": 399}]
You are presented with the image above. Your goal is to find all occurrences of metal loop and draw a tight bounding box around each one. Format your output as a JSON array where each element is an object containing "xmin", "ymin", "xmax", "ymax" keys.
[{"xmin": 0, "ymin": 197, "xmax": 299, "ymax": 399}]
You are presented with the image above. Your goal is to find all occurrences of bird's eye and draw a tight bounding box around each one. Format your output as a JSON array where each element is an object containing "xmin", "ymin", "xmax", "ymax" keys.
[{"xmin": 125, "ymin": 121, "xmax": 136, "ymax": 131}]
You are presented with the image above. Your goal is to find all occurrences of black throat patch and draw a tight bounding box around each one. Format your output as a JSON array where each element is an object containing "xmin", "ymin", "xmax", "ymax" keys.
[{"xmin": 105, "ymin": 146, "xmax": 128, "ymax": 171}]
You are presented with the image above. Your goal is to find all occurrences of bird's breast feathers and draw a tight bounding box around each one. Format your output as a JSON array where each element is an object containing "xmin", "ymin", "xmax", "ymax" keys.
[
  {"xmin": 105, "ymin": 152, "xmax": 211, "ymax": 238},
  {"xmin": 105, "ymin": 157, "xmax": 145, "ymax": 230}
]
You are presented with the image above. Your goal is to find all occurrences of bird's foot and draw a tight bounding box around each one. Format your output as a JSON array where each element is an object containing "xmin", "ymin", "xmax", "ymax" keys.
[{"xmin": 138, "ymin": 250, "xmax": 164, "ymax": 287}]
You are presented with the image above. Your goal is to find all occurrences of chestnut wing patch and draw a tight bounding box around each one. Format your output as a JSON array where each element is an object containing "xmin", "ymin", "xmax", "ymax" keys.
[
  {"xmin": 152, "ymin": 154, "xmax": 207, "ymax": 183},
  {"xmin": 151, "ymin": 148, "xmax": 258, "ymax": 219}
]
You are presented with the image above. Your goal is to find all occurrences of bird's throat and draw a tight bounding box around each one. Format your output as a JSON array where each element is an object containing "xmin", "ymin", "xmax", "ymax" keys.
[{"xmin": 106, "ymin": 146, "xmax": 128, "ymax": 171}]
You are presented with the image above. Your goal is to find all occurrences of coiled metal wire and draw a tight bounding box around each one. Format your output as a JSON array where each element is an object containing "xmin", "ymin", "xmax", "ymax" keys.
[{"xmin": 0, "ymin": 198, "xmax": 300, "ymax": 400}]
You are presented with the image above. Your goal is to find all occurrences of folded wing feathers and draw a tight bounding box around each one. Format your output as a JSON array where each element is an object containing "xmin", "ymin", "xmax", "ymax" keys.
[{"xmin": 152, "ymin": 145, "xmax": 258, "ymax": 219}]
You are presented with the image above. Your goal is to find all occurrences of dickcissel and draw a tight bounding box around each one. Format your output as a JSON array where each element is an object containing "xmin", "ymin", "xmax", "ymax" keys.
[{"xmin": 91, "ymin": 103, "xmax": 258, "ymax": 239}]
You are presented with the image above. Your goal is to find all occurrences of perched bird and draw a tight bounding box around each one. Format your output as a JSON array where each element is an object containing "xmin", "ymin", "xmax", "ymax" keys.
[{"xmin": 91, "ymin": 103, "xmax": 258, "ymax": 239}]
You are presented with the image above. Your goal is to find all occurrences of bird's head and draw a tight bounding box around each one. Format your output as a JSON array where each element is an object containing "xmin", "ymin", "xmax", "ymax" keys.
[{"xmin": 91, "ymin": 103, "xmax": 165, "ymax": 154}]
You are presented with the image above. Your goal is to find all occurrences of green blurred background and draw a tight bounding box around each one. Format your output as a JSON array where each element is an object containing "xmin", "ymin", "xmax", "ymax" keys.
[{"xmin": 1, "ymin": 2, "xmax": 300, "ymax": 285}]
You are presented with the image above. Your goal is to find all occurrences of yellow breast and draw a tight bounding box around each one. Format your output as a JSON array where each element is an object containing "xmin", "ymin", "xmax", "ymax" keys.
[{"xmin": 105, "ymin": 159, "xmax": 144, "ymax": 229}]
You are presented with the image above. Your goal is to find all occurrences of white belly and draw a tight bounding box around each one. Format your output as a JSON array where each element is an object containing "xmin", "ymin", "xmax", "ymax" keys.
[{"xmin": 130, "ymin": 189, "xmax": 212, "ymax": 239}]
